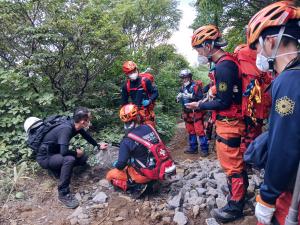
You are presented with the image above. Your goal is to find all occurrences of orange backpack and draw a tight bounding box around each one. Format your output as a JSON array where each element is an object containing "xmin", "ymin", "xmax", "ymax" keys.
[
  {"xmin": 218, "ymin": 46, "xmax": 272, "ymax": 121},
  {"xmin": 126, "ymin": 72, "xmax": 155, "ymax": 97}
]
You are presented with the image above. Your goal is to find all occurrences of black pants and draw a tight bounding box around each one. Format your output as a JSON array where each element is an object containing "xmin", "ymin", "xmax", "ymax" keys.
[{"xmin": 37, "ymin": 153, "xmax": 88, "ymax": 195}]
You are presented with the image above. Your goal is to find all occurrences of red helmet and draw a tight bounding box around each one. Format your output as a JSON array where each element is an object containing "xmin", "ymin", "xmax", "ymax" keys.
[
  {"xmin": 122, "ymin": 61, "xmax": 137, "ymax": 75},
  {"xmin": 191, "ymin": 25, "xmax": 222, "ymax": 47},
  {"xmin": 247, "ymin": 1, "xmax": 300, "ymax": 48},
  {"xmin": 119, "ymin": 103, "xmax": 139, "ymax": 122}
]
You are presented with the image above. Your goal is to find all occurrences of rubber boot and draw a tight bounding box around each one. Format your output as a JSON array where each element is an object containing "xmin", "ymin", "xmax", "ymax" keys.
[
  {"xmin": 184, "ymin": 134, "xmax": 198, "ymax": 154},
  {"xmin": 199, "ymin": 135, "xmax": 209, "ymax": 157},
  {"xmin": 211, "ymin": 172, "xmax": 248, "ymax": 223}
]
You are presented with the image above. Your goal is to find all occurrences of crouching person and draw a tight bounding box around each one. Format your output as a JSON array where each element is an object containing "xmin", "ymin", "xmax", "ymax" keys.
[
  {"xmin": 106, "ymin": 103, "xmax": 176, "ymax": 198},
  {"xmin": 24, "ymin": 107, "xmax": 108, "ymax": 209}
]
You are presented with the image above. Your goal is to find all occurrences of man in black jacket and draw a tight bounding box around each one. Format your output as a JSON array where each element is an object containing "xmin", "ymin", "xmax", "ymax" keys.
[{"xmin": 24, "ymin": 107, "xmax": 107, "ymax": 208}]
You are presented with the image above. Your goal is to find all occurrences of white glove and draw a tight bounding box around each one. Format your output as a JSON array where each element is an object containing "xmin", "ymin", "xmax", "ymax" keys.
[
  {"xmin": 182, "ymin": 93, "xmax": 193, "ymax": 99},
  {"xmin": 255, "ymin": 195, "xmax": 275, "ymax": 225},
  {"xmin": 176, "ymin": 93, "xmax": 183, "ymax": 102}
]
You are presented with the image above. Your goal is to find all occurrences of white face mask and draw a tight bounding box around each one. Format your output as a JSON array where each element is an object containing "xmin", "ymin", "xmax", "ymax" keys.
[
  {"xmin": 128, "ymin": 72, "xmax": 138, "ymax": 80},
  {"xmin": 183, "ymin": 81, "xmax": 190, "ymax": 87},
  {"xmin": 197, "ymin": 55, "xmax": 208, "ymax": 65},
  {"xmin": 256, "ymin": 52, "xmax": 270, "ymax": 72},
  {"xmin": 256, "ymin": 50, "xmax": 300, "ymax": 72}
]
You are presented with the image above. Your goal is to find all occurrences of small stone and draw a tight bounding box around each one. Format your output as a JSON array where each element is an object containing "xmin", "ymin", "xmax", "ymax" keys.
[
  {"xmin": 205, "ymin": 218, "xmax": 220, "ymax": 225},
  {"xmin": 196, "ymin": 187, "xmax": 207, "ymax": 195},
  {"xmin": 70, "ymin": 218, "xmax": 78, "ymax": 225},
  {"xmin": 75, "ymin": 192, "xmax": 82, "ymax": 202},
  {"xmin": 114, "ymin": 217, "xmax": 125, "ymax": 221},
  {"xmin": 98, "ymin": 179, "xmax": 110, "ymax": 188},
  {"xmin": 78, "ymin": 214, "xmax": 88, "ymax": 219},
  {"xmin": 118, "ymin": 209, "xmax": 129, "ymax": 218},
  {"xmin": 68, "ymin": 206, "xmax": 83, "ymax": 219},
  {"xmin": 207, "ymin": 187, "xmax": 219, "ymax": 198},
  {"xmin": 78, "ymin": 219, "xmax": 91, "ymax": 225},
  {"xmin": 193, "ymin": 205, "xmax": 200, "ymax": 218},
  {"xmin": 92, "ymin": 192, "xmax": 107, "ymax": 203},
  {"xmin": 167, "ymin": 192, "xmax": 182, "ymax": 209},
  {"xmin": 15, "ymin": 192, "xmax": 24, "ymax": 199},
  {"xmin": 173, "ymin": 211, "xmax": 188, "ymax": 225},
  {"xmin": 190, "ymin": 189, "xmax": 198, "ymax": 198},
  {"xmin": 216, "ymin": 198, "xmax": 227, "ymax": 208},
  {"xmin": 207, "ymin": 196, "xmax": 216, "ymax": 209},
  {"xmin": 162, "ymin": 216, "xmax": 171, "ymax": 222}
]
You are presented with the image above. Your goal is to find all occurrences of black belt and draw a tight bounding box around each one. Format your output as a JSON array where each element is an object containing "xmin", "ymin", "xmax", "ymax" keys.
[
  {"xmin": 216, "ymin": 135, "xmax": 241, "ymax": 148},
  {"xmin": 216, "ymin": 115, "xmax": 238, "ymax": 122}
]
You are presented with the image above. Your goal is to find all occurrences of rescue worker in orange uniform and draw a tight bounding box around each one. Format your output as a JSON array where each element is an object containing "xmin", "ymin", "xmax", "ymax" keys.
[
  {"xmin": 186, "ymin": 25, "xmax": 248, "ymax": 223},
  {"xmin": 176, "ymin": 68, "xmax": 209, "ymax": 157},
  {"xmin": 121, "ymin": 61, "xmax": 158, "ymax": 127}
]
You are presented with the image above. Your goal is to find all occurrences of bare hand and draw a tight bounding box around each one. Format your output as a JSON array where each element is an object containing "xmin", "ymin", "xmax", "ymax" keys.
[
  {"xmin": 185, "ymin": 101, "xmax": 200, "ymax": 110},
  {"xmin": 98, "ymin": 142, "xmax": 108, "ymax": 150},
  {"xmin": 76, "ymin": 148, "xmax": 84, "ymax": 158}
]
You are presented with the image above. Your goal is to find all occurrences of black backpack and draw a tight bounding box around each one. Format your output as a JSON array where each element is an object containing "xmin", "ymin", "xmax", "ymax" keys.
[{"xmin": 27, "ymin": 115, "xmax": 70, "ymax": 154}]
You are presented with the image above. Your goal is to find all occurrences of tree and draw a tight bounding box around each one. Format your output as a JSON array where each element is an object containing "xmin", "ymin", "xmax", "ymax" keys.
[{"xmin": 191, "ymin": 0, "xmax": 279, "ymax": 51}]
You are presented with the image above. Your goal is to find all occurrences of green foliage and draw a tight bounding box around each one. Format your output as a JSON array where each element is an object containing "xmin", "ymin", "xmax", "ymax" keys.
[
  {"xmin": 155, "ymin": 112, "xmax": 177, "ymax": 142},
  {"xmin": 0, "ymin": 0, "xmax": 186, "ymax": 166},
  {"xmin": 191, "ymin": 0, "xmax": 278, "ymax": 49},
  {"xmin": 191, "ymin": 65, "xmax": 210, "ymax": 86},
  {"xmin": 0, "ymin": 69, "xmax": 56, "ymax": 165}
]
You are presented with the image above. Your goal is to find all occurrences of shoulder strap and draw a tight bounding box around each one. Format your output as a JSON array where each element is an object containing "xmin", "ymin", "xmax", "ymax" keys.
[
  {"xmin": 141, "ymin": 77, "xmax": 148, "ymax": 93},
  {"xmin": 146, "ymin": 124, "xmax": 162, "ymax": 143},
  {"xmin": 127, "ymin": 132, "xmax": 153, "ymax": 148}
]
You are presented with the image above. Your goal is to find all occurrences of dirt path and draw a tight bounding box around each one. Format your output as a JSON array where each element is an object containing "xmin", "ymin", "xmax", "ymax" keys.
[{"xmin": 0, "ymin": 123, "xmax": 257, "ymax": 225}]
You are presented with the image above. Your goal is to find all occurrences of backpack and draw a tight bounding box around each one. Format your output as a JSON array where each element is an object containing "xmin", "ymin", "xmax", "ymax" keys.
[
  {"xmin": 219, "ymin": 46, "xmax": 272, "ymax": 121},
  {"xmin": 26, "ymin": 115, "xmax": 70, "ymax": 154},
  {"xmin": 126, "ymin": 72, "xmax": 155, "ymax": 98},
  {"xmin": 127, "ymin": 125, "xmax": 176, "ymax": 181}
]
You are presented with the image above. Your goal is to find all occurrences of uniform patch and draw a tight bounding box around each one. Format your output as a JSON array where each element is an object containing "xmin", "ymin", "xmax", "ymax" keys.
[
  {"xmin": 218, "ymin": 82, "xmax": 227, "ymax": 92},
  {"xmin": 275, "ymin": 96, "xmax": 295, "ymax": 117}
]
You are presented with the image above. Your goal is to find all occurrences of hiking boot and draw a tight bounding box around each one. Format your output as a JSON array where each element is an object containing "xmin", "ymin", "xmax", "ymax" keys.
[
  {"xmin": 210, "ymin": 207, "xmax": 243, "ymax": 223},
  {"xmin": 199, "ymin": 151, "xmax": 209, "ymax": 157},
  {"xmin": 58, "ymin": 193, "xmax": 79, "ymax": 209},
  {"xmin": 184, "ymin": 150, "xmax": 198, "ymax": 154},
  {"xmin": 131, "ymin": 184, "xmax": 148, "ymax": 199}
]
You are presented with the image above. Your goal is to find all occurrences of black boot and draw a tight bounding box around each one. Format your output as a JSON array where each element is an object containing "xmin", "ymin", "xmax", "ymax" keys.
[
  {"xmin": 130, "ymin": 183, "xmax": 148, "ymax": 199},
  {"xmin": 210, "ymin": 203, "xmax": 243, "ymax": 223},
  {"xmin": 58, "ymin": 193, "xmax": 79, "ymax": 209}
]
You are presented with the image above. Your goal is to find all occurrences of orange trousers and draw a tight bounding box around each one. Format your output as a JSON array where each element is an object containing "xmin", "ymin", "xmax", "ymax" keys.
[
  {"xmin": 215, "ymin": 119, "xmax": 246, "ymax": 176},
  {"xmin": 183, "ymin": 111, "xmax": 205, "ymax": 136},
  {"xmin": 106, "ymin": 166, "xmax": 151, "ymax": 184}
]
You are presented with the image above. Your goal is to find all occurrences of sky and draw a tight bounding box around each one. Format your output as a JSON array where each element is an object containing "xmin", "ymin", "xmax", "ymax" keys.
[{"xmin": 168, "ymin": 0, "xmax": 198, "ymax": 66}]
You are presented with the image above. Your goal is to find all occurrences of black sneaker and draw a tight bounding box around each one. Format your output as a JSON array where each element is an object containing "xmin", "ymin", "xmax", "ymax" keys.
[
  {"xmin": 58, "ymin": 193, "xmax": 79, "ymax": 209},
  {"xmin": 210, "ymin": 207, "xmax": 243, "ymax": 223}
]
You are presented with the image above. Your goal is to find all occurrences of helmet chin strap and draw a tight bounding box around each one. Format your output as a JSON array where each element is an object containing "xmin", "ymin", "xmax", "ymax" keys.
[{"xmin": 268, "ymin": 26, "xmax": 286, "ymax": 75}]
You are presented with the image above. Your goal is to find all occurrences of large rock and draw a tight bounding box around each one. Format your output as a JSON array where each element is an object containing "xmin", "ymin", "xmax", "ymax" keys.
[
  {"xmin": 92, "ymin": 192, "xmax": 108, "ymax": 203},
  {"xmin": 173, "ymin": 211, "xmax": 188, "ymax": 225}
]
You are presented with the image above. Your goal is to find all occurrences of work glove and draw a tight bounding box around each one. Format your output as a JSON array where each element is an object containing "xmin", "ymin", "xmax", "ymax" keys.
[
  {"xmin": 182, "ymin": 92, "xmax": 193, "ymax": 99},
  {"xmin": 255, "ymin": 195, "xmax": 276, "ymax": 225},
  {"xmin": 176, "ymin": 93, "xmax": 183, "ymax": 103},
  {"xmin": 142, "ymin": 99, "xmax": 150, "ymax": 107},
  {"xmin": 112, "ymin": 160, "xmax": 118, "ymax": 168}
]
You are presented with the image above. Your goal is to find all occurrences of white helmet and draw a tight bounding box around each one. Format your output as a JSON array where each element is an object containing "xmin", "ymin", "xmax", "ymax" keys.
[{"xmin": 24, "ymin": 117, "xmax": 42, "ymax": 133}]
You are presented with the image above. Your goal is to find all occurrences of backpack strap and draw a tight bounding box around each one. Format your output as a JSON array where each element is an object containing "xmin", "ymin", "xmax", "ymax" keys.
[
  {"xmin": 127, "ymin": 125, "xmax": 162, "ymax": 148},
  {"xmin": 286, "ymin": 66, "xmax": 300, "ymax": 71},
  {"xmin": 146, "ymin": 124, "xmax": 162, "ymax": 143},
  {"xmin": 127, "ymin": 132, "xmax": 153, "ymax": 149}
]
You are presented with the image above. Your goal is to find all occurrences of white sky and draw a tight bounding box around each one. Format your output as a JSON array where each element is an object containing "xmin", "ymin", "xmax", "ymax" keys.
[{"xmin": 168, "ymin": 0, "xmax": 198, "ymax": 66}]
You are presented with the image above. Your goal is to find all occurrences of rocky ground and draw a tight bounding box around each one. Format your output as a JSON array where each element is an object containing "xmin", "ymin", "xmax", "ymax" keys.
[{"xmin": 0, "ymin": 123, "xmax": 262, "ymax": 225}]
